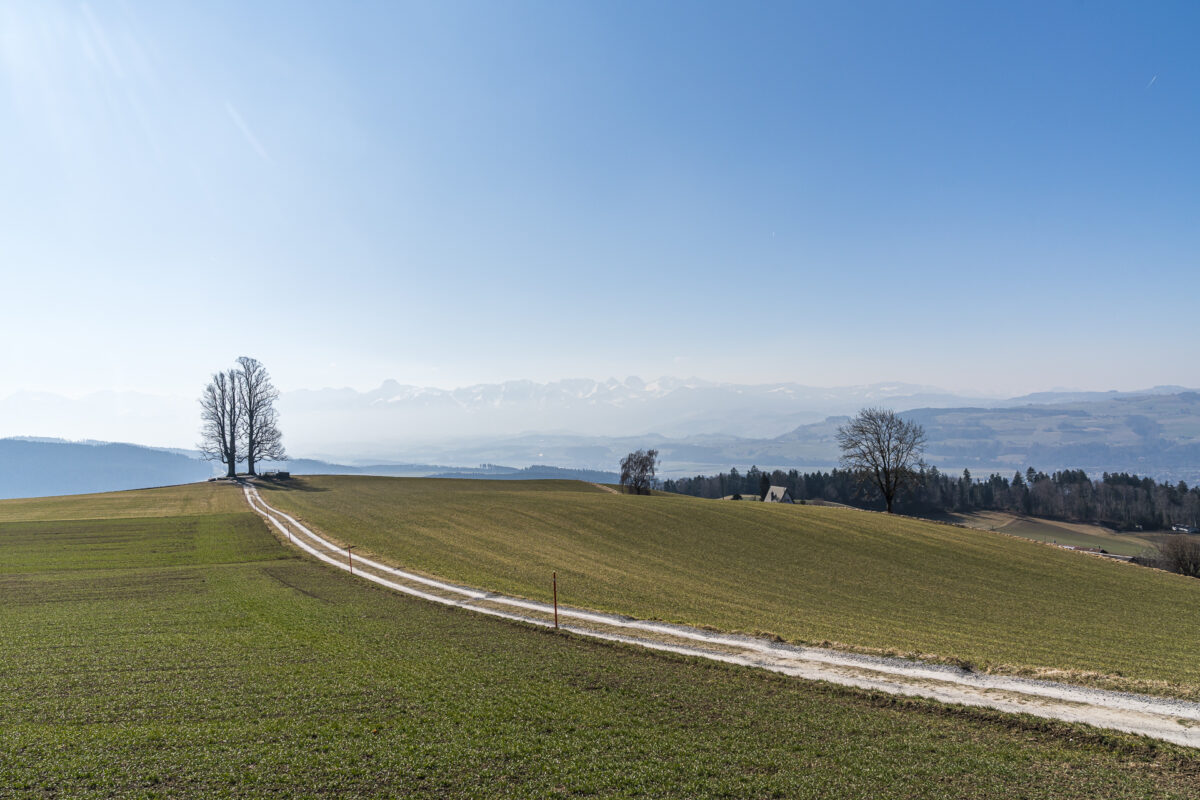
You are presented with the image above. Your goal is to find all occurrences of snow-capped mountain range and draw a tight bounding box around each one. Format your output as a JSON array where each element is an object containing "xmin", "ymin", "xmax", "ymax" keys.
[{"xmin": 277, "ymin": 377, "xmax": 987, "ymax": 456}]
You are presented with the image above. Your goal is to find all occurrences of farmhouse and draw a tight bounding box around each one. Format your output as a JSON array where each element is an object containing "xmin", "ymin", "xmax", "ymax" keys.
[{"xmin": 763, "ymin": 485, "xmax": 793, "ymax": 503}]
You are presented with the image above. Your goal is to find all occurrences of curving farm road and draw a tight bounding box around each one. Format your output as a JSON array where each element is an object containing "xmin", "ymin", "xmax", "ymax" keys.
[{"xmin": 242, "ymin": 481, "xmax": 1200, "ymax": 748}]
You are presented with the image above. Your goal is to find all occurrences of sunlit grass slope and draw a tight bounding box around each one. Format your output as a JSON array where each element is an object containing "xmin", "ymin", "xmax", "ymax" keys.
[
  {"xmin": 261, "ymin": 476, "xmax": 1200, "ymax": 696},
  {"xmin": 940, "ymin": 510, "xmax": 1155, "ymax": 557},
  {"xmin": 2, "ymin": 485, "xmax": 1199, "ymax": 797}
]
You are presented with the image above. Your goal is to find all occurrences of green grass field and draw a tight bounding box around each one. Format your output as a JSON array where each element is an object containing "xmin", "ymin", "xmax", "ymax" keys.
[
  {"xmin": 3, "ymin": 482, "xmax": 1200, "ymax": 797},
  {"xmin": 259, "ymin": 476, "xmax": 1200, "ymax": 698}
]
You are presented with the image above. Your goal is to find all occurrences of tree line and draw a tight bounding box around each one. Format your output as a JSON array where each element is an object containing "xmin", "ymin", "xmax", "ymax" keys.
[
  {"xmin": 199, "ymin": 356, "xmax": 286, "ymax": 478},
  {"xmin": 662, "ymin": 465, "xmax": 1200, "ymax": 531}
]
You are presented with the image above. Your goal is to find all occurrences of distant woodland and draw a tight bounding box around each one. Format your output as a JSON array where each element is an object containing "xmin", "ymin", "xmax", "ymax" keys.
[{"xmin": 663, "ymin": 466, "xmax": 1200, "ymax": 531}]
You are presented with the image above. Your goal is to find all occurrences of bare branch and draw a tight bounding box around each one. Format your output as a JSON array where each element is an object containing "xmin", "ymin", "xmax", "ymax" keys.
[
  {"xmin": 198, "ymin": 369, "xmax": 243, "ymax": 478},
  {"xmin": 235, "ymin": 356, "xmax": 286, "ymax": 476},
  {"xmin": 619, "ymin": 449, "xmax": 659, "ymax": 495},
  {"xmin": 836, "ymin": 408, "xmax": 926, "ymax": 513}
]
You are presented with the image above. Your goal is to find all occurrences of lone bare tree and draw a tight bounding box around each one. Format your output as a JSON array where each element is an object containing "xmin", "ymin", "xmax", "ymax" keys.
[
  {"xmin": 619, "ymin": 449, "xmax": 659, "ymax": 495},
  {"xmin": 836, "ymin": 407, "xmax": 926, "ymax": 513},
  {"xmin": 1145, "ymin": 535, "xmax": 1200, "ymax": 578},
  {"xmin": 199, "ymin": 369, "xmax": 243, "ymax": 478},
  {"xmin": 236, "ymin": 356, "xmax": 286, "ymax": 476}
]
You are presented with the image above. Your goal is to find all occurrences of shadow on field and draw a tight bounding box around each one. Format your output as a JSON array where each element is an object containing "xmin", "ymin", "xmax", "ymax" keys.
[{"xmin": 253, "ymin": 476, "xmax": 329, "ymax": 493}]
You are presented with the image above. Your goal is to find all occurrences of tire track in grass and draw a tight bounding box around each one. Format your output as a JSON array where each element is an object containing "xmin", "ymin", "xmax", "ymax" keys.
[{"xmin": 241, "ymin": 482, "xmax": 1200, "ymax": 748}]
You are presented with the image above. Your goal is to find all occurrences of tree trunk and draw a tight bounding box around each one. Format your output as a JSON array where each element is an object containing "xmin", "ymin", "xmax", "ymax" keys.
[
  {"xmin": 226, "ymin": 426, "xmax": 237, "ymax": 478},
  {"xmin": 245, "ymin": 405, "xmax": 256, "ymax": 476}
]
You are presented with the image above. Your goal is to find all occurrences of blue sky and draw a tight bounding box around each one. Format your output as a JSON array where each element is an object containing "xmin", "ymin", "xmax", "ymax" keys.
[{"xmin": 2, "ymin": 1, "xmax": 1197, "ymax": 399}]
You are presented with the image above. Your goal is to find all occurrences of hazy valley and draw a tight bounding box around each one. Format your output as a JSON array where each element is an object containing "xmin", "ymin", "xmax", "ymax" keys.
[{"xmin": 6, "ymin": 380, "xmax": 1200, "ymax": 499}]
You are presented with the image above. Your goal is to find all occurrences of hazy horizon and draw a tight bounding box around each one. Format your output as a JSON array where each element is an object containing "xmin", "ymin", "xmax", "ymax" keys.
[
  {"xmin": 1, "ymin": 374, "xmax": 1195, "ymax": 456},
  {"xmin": 3, "ymin": 372, "xmax": 1193, "ymax": 402}
]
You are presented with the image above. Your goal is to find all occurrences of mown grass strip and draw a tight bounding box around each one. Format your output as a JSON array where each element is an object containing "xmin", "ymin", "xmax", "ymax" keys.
[{"xmin": 0, "ymin": 513, "xmax": 277, "ymax": 573}]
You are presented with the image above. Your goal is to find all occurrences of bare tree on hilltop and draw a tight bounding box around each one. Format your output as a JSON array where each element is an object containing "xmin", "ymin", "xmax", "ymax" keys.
[
  {"xmin": 620, "ymin": 449, "xmax": 659, "ymax": 495},
  {"xmin": 199, "ymin": 357, "xmax": 286, "ymax": 478},
  {"xmin": 199, "ymin": 369, "xmax": 243, "ymax": 478},
  {"xmin": 836, "ymin": 407, "xmax": 926, "ymax": 513},
  {"xmin": 236, "ymin": 356, "xmax": 286, "ymax": 476}
]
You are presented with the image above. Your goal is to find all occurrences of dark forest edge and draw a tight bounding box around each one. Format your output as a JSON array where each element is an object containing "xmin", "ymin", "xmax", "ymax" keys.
[{"xmin": 663, "ymin": 465, "xmax": 1200, "ymax": 533}]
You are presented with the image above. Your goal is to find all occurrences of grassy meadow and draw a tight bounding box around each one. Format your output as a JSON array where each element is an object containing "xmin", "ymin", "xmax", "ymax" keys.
[
  {"xmin": 2, "ymin": 482, "xmax": 1200, "ymax": 797},
  {"xmin": 259, "ymin": 476, "xmax": 1200, "ymax": 697}
]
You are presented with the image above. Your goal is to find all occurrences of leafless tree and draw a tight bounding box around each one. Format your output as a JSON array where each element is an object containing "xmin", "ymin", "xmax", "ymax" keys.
[
  {"xmin": 836, "ymin": 407, "xmax": 926, "ymax": 513},
  {"xmin": 199, "ymin": 369, "xmax": 243, "ymax": 478},
  {"xmin": 620, "ymin": 449, "xmax": 659, "ymax": 495},
  {"xmin": 236, "ymin": 356, "xmax": 286, "ymax": 476},
  {"xmin": 1146, "ymin": 535, "xmax": 1200, "ymax": 578}
]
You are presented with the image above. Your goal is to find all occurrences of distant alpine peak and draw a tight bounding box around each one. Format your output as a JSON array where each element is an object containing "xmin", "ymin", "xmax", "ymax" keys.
[
  {"xmin": 279, "ymin": 377, "xmax": 1197, "ymax": 430},
  {"xmin": 354, "ymin": 376, "xmax": 952, "ymax": 400}
]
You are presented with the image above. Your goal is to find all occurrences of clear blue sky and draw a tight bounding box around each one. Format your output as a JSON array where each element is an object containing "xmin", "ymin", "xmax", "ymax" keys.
[{"xmin": 2, "ymin": 1, "xmax": 1197, "ymax": 398}]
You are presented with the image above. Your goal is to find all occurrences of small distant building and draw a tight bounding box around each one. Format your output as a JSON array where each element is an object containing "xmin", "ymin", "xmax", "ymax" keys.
[{"xmin": 763, "ymin": 485, "xmax": 793, "ymax": 503}]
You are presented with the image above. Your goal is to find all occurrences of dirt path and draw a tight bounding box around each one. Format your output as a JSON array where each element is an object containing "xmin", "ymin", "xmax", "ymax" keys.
[
  {"xmin": 588, "ymin": 482, "xmax": 620, "ymax": 494},
  {"xmin": 242, "ymin": 482, "xmax": 1200, "ymax": 748}
]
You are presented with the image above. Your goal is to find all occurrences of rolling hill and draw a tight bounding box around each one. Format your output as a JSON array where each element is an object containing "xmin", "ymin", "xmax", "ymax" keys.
[
  {"xmin": 7, "ymin": 483, "xmax": 1197, "ymax": 795},
  {"xmin": 0, "ymin": 438, "xmax": 618, "ymax": 500},
  {"xmin": 774, "ymin": 391, "xmax": 1200, "ymax": 481},
  {"xmin": 7, "ymin": 384, "xmax": 1200, "ymax": 487},
  {"xmin": 0, "ymin": 438, "xmax": 213, "ymax": 500},
  {"xmin": 259, "ymin": 475, "xmax": 1200, "ymax": 698},
  {"xmin": 396, "ymin": 390, "xmax": 1200, "ymax": 482}
]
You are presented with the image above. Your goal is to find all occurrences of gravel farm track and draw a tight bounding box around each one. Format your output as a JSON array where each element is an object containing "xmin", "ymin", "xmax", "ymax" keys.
[{"xmin": 242, "ymin": 481, "xmax": 1200, "ymax": 749}]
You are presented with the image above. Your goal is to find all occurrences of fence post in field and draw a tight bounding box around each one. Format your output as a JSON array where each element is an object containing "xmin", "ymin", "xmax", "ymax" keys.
[
  {"xmin": 553, "ymin": 571, "xmax": 558, "ymax": 629},
  {"xmin": 347, "ymin": 545, "xmax": 356, "ymax": 575}
]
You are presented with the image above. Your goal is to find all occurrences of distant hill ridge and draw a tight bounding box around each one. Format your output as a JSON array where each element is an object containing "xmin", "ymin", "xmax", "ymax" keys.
[
  {"xmin": 4, "ymin": 386, "xmax": 1200, "ymax": 498},
  {"xmin": 0, "ymin": 439, "xmax": 213, "ymax": 500},
  {"xmin": 0, "ymin": 438, "xmax": 618, "ymax": 500},
  {"xmin": 4, "ymin": 379, "xmax": 1194, "ymax": 454},
  {"xmin": 356, "ymin": 391, "xmax": 1200, "ymax": 484}
]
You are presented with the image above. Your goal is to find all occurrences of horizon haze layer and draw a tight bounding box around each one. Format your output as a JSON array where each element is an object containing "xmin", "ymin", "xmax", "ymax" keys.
[{"xmin": 0, "ymin": 375, "xmax": 1193, "ymax": 459}]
